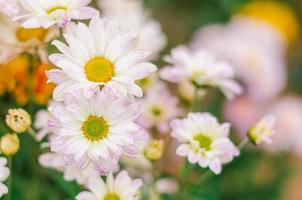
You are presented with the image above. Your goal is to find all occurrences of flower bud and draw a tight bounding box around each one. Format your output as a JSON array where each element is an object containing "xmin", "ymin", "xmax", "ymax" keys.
[
  {"xmin": 0, "ymin": 133, "xmax": 20, "ymax": 156},
  {"xmin": 144, "ymin": 139, "xmax": 164, "ymax": 161},
  {"xmin": 6, "ymin": 108, "xmax": 31, "ymax": 133},
  {"xmin": 248, "ymin": 115, "xmax": 276, "ymax": 145}
]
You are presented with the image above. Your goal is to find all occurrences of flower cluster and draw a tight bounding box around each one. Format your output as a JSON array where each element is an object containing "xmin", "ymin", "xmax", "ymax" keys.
[{"xmin": 0, "ymin": 0, "xmax": 289, "ymax": 199}]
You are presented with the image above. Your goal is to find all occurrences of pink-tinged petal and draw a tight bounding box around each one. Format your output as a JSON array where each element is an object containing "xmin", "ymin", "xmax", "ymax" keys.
[
  {"xmin": 76, "ymin": 192, "xmax": 97, "ymax": 200},
  {"xmin": 176, "ymin": 144, "xmax": 190, "ymax": 156},
  {"xmin": 68, "ymin": 7, "xmax": 99, "ymax": 20},
  {"xmin": 209, "ymin": 159, "xmax": 222, "ymax": 175},
  {"xmin": 46, "ymin": 69, "xmax": 69, "ymax": 84}
]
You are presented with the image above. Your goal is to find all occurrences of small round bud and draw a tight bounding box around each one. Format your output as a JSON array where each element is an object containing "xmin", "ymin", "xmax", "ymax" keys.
[
  {"xmin": 0, "ymin": 133, "xmax": 20, "ymax": 156},
  {"xmin": 144, "ymin": 139, "xmax": 164, "ymax": 161},
  {"xmin": 6, "ymin": 108, "xmax": 31, "ymax": 133}
]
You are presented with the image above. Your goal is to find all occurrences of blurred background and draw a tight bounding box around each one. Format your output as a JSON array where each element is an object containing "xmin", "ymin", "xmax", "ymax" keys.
[{"xmin": 1, "ymin": 0, "xmax": 302, "ymax": 199}]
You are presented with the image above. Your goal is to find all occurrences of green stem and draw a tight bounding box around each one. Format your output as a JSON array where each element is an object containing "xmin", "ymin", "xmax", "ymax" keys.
[
  {"xmin": 238, "ymin": 138, "xmax": 249, "ymax": 150},
  {"xmin": 6, "ymin": 157, "xmax": 12, "ymax": 200},
  {"xmin": 28, "ymin": 127, "xmax": 36, "ymax": 140},
  {"xmin": 191, "ymin": 87, "xmax": 201, "ymax": 112}
]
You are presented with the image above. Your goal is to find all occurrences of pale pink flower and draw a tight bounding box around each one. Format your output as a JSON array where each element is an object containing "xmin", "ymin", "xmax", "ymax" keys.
[
  {"xmin": 192, "ymin": 16, "xmax": 286, "ymax": 102},
  {"xmin": 137, "ymin": 81, "xmax": 183, "ymax": 133},
  {"xmin": 76, "ymin": 170, "xmax": 142, "ymax": 200},
  {"xmin": 267, "ymin": 96, "xmax": 302, "ymax": 157},
  {"xmin": 160, "ymin": 46, "xmax": 242, "ymax": 99},
  {"xmin": 48, "ymin": 87, "xmax": 148, "ymax": 175},
  {"xmin": 34, "ymin": 109, "xmax": 53, "ymax": 141},
  {"xmin": 15, "ymin": 0, "xmax": 99, "ymax": 28},
  {"xmin": 171, "ymin": 112, "xmax": 239, "ymax": 174}
]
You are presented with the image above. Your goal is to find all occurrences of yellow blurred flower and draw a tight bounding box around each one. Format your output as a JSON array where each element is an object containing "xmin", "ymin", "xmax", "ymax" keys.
[
  {"xmin": 238, "ymin": 0, "xmax": 299, "ymax": 43},
  {"xmin": 0, "ymin": 133, "xmax": 20, "ymax": 156},
  {"xmin": 144, "ymin": 139, "xmax": 164, "ymax": 161},
  {"xmin": 6, "ymin": 108, "xmax": 31, "ymax": 133}
]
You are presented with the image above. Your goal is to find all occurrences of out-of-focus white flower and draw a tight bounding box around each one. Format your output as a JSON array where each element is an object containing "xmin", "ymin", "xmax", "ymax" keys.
[
  {"xmin": 267, "ymin": 96, "xmax": 302, "ymax": 157},
  {"xmin": 39, "ymin": 152, "xmax": 100, "ymax": 187},
  {"xmin": 192, "ymin": 17, "xmax": 286, "ymax": 102},
  {"xmin": 160, "ymin": 46, "xmax": 242, "ymax": 99},
  {"xmin": 137, "ymin": 81, "xmax": 183, "ymax": 133},
  {"xmin": 48, "ymin": 88, "xmax": 148, "ymax": 175},
  {"xmin": 34, "ymin": 109, "xmax": 53, "ymax": 141},
  {"xmin": 0, "ymin": 0, "xmax": 24, "ymax": 17},
  {"xmin": 170, "ymin": 112, "xmax": 239, "ymax": 174},
  {"xmin": 5, "ymin": 108, "xmax": 31, "ymax": 133},
  {"xmin": 0, "ymin": 14, "xmax": 59, "ymax": 63},
  {"xmin": 0, "ymin": 157, "xmax": 9, "ymax": 198},
  {"xmin": 98, "ymin": 0, "xmax": 166, "ymax": 60},
  {"xmin": 248, "ymin": 115, "xmax": 276, "ymax": 145},
  {"xmin": 15, "ymin": 0, "xmax": 99, "ymax": 28},
  {"xmin": 76, "ymin": 170, "xmax": 142, "ymax": 200},
  {"xmin": 155, "ymin": 178, "xmax": 178, "ymax": 194},
  {"xmin": 48, "ymin": 16, "xmax": 156, "ymax": 101}
]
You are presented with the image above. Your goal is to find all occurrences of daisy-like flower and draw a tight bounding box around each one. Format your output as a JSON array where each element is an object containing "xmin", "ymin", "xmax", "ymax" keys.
[
  {"xmin": 160, "ymin": 46, "xmax": 242, "ymax": 99},
  {"xmin": 0, "ymin": 14, "xmax": 59, "ymax": 63},
  {"xmin": 248, "ymin": 115, "xmax": 276, "ymax": 145},
  {"xmin": 76, "ymin": 170, "xmax": 142, "ymax": 200},
  {"xmin": 49, "ymin": 87, "xmax": 148, "ymax": 175},
  {"xmin": 98, "ymin": 0, "xmax": 167, "ymax": 60},
  {"xmin": 0, "ymin": 157, "xmax": 10, "ymax": 198},
  {"xmin": 15, "ymin": 0, "xmax": 99, "ymax": 28},
  {"xmin": 48, "ymin": 16, "xmax": 157, "ymax": 100},
  {"xmin": 39, "ymin": 152, "xmax": 100, "ymax": 186},
  {"xmin": 137, "ymin": 81, "xmax": 183, "ymax": 133},
  {"xmin": 170, "ymin": 112, "xmax": 240, "ymax": 174}
]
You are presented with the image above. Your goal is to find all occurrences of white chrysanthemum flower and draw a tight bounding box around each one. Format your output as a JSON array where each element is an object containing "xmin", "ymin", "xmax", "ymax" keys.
[
  {"xmin": 0, "ymin": 14, "xmax": 58, "ymax": 63},
  {"xmin": 192, "ymin": 17, "xmax": 286, "ymax": 102},
  {"xmin": 248, "ymin": 114, "xmax": 275, "ymax": 145},
  {"xmin": 15, "ymin": 0, "xmax": 99, "ymax": 28},
  {"xmin": 47, "ymin": 16, "xmax": 157, "ymax": 100},
  {"xmin": 39, "ymin": 152, "xmax": 100, "ymax": 187},
  {"xmin": 0, "ymin": 157, "xmax": 10, "ymax": 198},
  {"xmin": 170, "ymin": 112, "xmax": 240, "ymax": 174},
  {"xmin": 98, "ymin": 0, "xmax": 166, "ymax": 59},
  {"xmin": 76, "ymin": 170, "xmax": 142, "ymax": 200},
  {"xmin": 48, "ymin": 87, "xmax": 148, "ymax": 175},
  {"xmin": 137, "ymin": 81, "xmax": 183, "ymax": 133},
  {"xmin": 160, "ymin": 46, "xmax": 242, "ymax": 99}
]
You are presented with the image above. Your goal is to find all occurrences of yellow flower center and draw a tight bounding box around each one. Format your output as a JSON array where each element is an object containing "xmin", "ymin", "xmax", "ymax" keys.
[
  {"xmin": 82, "ymin": 115, "xmax": 109, "ymax": 141},
  {"xmin": 151, "ymin": 106, "xmax": 162, "ymax": 117},
  {"xmin": 85, "ymin": 57, "xmax": 115, "ymax": 82},
  {"xmin": 16, "ymin": 28, "xmax": 47, "ymax": 42},
  {"xmin": 47, "ymin": 6, "xmax": 67, "ymax": 14},
  {"xmin": 103, "ymin": 193, "xmax": 120, "ymax": 200},
  {"xmin": 194, "ymin": 134, "xmax": 212, "ymax": 151}
]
